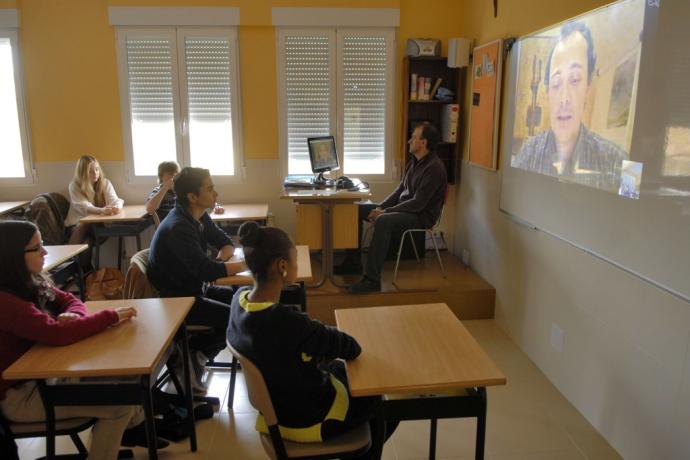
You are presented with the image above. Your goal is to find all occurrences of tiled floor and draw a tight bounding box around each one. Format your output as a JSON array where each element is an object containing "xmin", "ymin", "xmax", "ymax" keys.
[{"xmin": 15, "ymin": 320, "xmax": 622, "ymax": 459}]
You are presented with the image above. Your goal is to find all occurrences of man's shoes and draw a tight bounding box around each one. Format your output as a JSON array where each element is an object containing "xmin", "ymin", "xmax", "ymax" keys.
[
  {"xmin": 349, "ymin": 277, "xmax": 381, "ymax": 294},
  {"xmin": 121, "ymin": 423, "xmax": 170, "ymax": 449}
]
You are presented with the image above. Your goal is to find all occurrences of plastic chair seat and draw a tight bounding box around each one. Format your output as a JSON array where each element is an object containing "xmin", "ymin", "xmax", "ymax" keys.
[
  {"xmin": 259, "ymin": 422, "xmax": 371, "ymax": 459},
  {"xmin": 9, "ymin": 417, "xmax": 95, "ymax": 437}
]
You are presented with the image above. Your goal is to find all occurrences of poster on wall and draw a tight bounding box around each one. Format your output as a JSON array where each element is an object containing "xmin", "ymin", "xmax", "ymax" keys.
[{"xmin": 468, "ymin": 39, "xmax": 503, "ymax": 170}]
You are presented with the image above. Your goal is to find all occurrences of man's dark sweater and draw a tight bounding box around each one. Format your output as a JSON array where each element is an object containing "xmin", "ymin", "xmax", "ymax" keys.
[
  {"xmin": 149, "ymin": 203, "xmax": 233, "ymax": 297},
  {"xmin": 380, "ymin": 151, "xmax": 447, "ymax": 228}
]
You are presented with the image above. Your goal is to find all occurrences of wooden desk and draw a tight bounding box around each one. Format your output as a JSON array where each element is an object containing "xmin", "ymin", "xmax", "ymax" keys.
[
  {"xmin": 3, "ymin": 297, "xmax": 197, "ymax": 460},
  {"xmin": 79, "ymin": 205, "xmax": 151, "ymax": 270},
  {"xmin": 0, "ymin": 200, "xmax": 30, "ymax": 216},
  {"xmin": 44, "ymin": 244, "xmax": 89, "ymax": 300},
  {"xmin": 335, "ymin": 303, "xmax": 506, "ymax": 460},
  {"xmin": 215, "ymin": 245, "xmax": 312, "ymax": 311},
  {"xmin": 209, "ymin": 203, "xmax": 269, "ymax": 224},
  {"xmin": 282, "ymin": 188, "xmax": 370, "ymax": 287},
  {"xmin": 44, "ymin": 244, "xmax": 89, "ymax": 272},
  {"xmin": 78, "ymin": 204, "xmax": 149, "ymax": 224}
]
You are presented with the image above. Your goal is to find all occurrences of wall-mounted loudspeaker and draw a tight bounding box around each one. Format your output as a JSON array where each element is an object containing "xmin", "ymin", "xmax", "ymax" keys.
[{"xmin": 447, "ymin": 38, "xmax": 472, "ymax": 68}]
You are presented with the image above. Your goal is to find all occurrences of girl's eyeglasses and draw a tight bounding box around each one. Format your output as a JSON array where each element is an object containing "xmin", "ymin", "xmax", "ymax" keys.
[{"xmin": 24, "ymin": 241, "xmax": 45, "ymax": 253}]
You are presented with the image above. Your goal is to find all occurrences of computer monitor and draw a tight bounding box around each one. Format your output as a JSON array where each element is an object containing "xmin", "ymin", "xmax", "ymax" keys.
[{"xmin": 307, "ymin": 136, "xmax": 340, "ymax": 177}]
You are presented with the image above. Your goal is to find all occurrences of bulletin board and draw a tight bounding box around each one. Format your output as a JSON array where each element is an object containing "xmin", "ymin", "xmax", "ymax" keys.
[{"xmin": 468, "ymin": 39, "xmax": 503, "ymax": 170}]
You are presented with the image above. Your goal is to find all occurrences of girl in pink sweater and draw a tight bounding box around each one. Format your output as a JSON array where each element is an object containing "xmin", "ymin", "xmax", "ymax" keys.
[{"xmin": 0, "ymin": 221, "xmax": 163, "ymax": 459}]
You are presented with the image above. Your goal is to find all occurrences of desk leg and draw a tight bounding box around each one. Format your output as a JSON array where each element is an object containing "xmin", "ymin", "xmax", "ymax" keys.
[
  {"xmin": 117, "ymin": 237, "xmax": 123, "ymax": 272},
  {"xmin": 37, "ymin": 379, "xmax": 56, "ymax": 460},
  {"xmin": 75, "ymin": 256, "xmax": 85, "ymax": 301},
  {"xmin": 370, "ymin": 399, "xmax": 386, "ymax": 460},
  {"xmin": 299, "ymin": 281, "xmax": 307, "ymax": 312},
  {"xmin": 180, "ymin": 324, "xmax": 198, "ymax": 452},
  {"xmin": 475, "ymin": 387, "xmax": 487, "ymax": 460},
  {"xmin": 429, "ymin": 418, "xmax": 437, "ymax": 460},
  {"xmin": 140, "ymin": 376, "xmax": 158, "ymax": 460},
  {"xmin": 94, "ymin": 229, "xmax": 101, "ymax": 270},
  {"xmin": 323, "ymin": 202, "xmax": 352, "ymax": 288}
]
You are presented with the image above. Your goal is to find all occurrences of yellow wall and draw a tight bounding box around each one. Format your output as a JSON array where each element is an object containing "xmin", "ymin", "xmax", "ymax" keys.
[
  {"xmin": 11, "ymin": 0, "xmax": 467, "ymax": 164},
  {"xmin": 18, "ymin": 0, "xmax": 123, "ymax": 162}
]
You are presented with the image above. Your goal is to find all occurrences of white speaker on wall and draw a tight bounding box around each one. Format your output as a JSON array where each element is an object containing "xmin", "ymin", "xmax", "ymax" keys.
[{"xmin": 447, "ymin": 37, "xmax": 472, "ymax": 68}]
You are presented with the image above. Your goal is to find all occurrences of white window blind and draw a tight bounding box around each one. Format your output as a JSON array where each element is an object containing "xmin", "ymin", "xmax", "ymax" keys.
[
  {"xmin": 117, "ymin": 27, "xmax": 241, "ymax": 182},
  {"xmin": 285, "ymin": 35, "xmax": 332, "ymax": 175},
  {"xmin": 278, "ymin": 28, "xmax": 394, "ymax": 178},
  {"xmin": 125, "ymin": 35, "xmax": 177, "ymax": 177},
  {"xmin": 184, "ymin": 35, "xmax": 234, "ymax": 175},
  {"xmin": 0, "ymin": 32, "xmax": 32, "ymax": 182},
  {"xmin": 341, "ymin": 35, "xmax": 387, "ymax": 175}
]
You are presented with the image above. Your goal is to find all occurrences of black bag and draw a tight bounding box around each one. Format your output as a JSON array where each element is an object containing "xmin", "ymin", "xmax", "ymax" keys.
[{"xmin": 151, "ymin": 389, "xmax": 214, "ymax": 442}]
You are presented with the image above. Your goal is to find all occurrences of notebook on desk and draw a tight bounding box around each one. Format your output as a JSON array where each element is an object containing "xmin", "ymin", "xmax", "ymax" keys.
[{"xmin": 284, "ymin": 175, "xmax": 315, "ymax": 188}]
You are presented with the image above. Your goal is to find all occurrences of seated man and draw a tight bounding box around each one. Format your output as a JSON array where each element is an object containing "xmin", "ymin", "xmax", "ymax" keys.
[
  {"xmin": 145, "ymin": 161, "xmax": 180, "ymax": 221},
  {"xmin": 149, "ymin": 167, "xmax": 245, "ymax": 379},
  {"xmin": 350, "ymin": 122, "xmax": 447, "ymax": 293}
]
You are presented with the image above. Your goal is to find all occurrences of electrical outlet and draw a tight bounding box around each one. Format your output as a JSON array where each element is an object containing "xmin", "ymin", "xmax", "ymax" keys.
[{"xmin": 550, "ymin": 323, "xmax": 564, "ymax": 353}]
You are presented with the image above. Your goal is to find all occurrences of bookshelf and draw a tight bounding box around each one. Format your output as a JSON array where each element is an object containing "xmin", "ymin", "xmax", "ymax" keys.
[{"xmin": 401, "ymin": 56, "xmax": 465, "ymax": 184}]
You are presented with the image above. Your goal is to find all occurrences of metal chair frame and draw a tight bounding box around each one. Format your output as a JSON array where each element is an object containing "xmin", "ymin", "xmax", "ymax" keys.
[{"xmin": 392, "ymin": 203, "xmax": 447, "ymax": 286}]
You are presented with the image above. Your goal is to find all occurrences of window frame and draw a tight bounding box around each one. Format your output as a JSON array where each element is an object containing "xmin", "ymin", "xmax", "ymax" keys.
[
  {"xmin": 116, "ymin": 26, "xmax": 243, "ymax": 184},
  {"xmin": 0, "ymin": 28, "xmax": 35, "ymax": 185},
  {"xmin": 276, "ymin": 26, "xmax": 397, "ymax": 182}
]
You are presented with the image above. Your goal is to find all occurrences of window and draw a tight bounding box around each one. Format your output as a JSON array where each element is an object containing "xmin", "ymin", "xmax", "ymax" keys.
[
  {"xmin": 0, "ymin": 29, "xmax": 33, "ymax": 184},
  {"xmin": 116, "ymin": 27, "xmax": 242, "ymax": 181},
  {"xmin": 277, "ymin": 28, "xmax": 395, "ymax": 179}
]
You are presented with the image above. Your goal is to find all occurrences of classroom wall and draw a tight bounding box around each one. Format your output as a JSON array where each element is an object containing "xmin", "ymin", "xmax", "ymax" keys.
[
  {"xmin": 454, "ymin": 1, "xmax": 690, "ymax": 458},
  {"xmin": 1, "ymin": 0, "xmax": 468, "ymax": 248}
]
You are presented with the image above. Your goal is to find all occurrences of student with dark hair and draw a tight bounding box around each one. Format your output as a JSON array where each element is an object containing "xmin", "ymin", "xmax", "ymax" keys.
[
  {"xmin": 145, "ymin": 160, "xmax": 180, "ymax": 221},
  {"xmin": 0, "ymin": 221, "xmax": 168, "ymax": 458},
  {"xmin": 228, "ymin": 221, "xmax": 397, "ymax": 452},
  {"xmin": 149, "ymin": 167, "xmax": 245, "ymax": 386},
  {"xmin": 350, "ymin": 122, "xmax": 447, "ymax": 293}
]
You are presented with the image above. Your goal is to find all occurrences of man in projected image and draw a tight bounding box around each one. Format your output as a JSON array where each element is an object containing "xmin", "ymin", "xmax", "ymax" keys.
[
  {"xmin": 313, "ymin": 141, "xmax": 332, "ymax": 169},
  {"xmin": 513, "ymin": 21, "xmax": 628, "ymax": 192}
]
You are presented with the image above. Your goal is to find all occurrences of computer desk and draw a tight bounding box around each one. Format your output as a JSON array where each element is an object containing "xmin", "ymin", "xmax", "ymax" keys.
[{"xmin": 281, "ymin": 187, "xmax": 371, "ymax": 287}]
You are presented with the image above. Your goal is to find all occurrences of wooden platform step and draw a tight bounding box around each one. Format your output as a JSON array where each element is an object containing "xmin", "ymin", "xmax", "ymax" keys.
[{"xmin": 305, "ymin": 251, "xmax": 495, "ymax": 326}]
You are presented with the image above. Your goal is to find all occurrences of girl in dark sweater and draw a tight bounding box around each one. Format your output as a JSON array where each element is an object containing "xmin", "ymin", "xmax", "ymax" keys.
[
  {"xmin": 0, "ymin": 221, "xmax": 164, "ymax": 459},
  {"xmin": 227, "ymin": 221, "xmax": 396, "ymax": 455}
]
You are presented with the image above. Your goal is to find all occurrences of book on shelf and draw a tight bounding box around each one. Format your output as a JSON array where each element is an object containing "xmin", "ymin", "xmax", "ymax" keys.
[
  {"xmin": 430, "ymin": 78, "xmax": 443, "ymax": 100},
  {"xmin": 417, "ymin": 77, "xmax": 426, "ymax": 101},
  {"xmin": 423, "ymin": 77, "xmax": 432, "ymax": 100},
  {"xmin": 410, "ymin": 73, "xmax": 418, "ymax": 101}
]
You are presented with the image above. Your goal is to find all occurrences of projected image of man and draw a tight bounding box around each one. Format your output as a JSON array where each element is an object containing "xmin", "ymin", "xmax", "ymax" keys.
[{"xmin": 513, "ymin": 21, "xmax": 628, "ymax": 192}]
